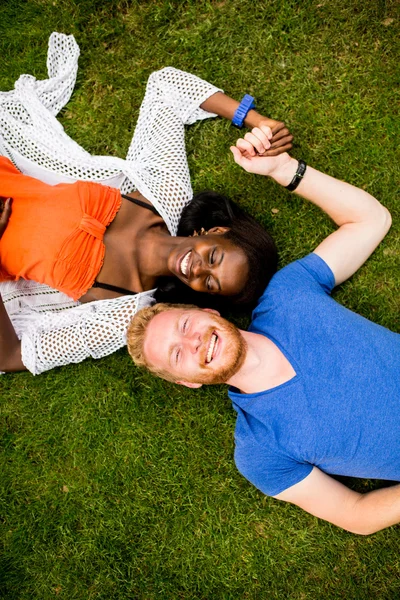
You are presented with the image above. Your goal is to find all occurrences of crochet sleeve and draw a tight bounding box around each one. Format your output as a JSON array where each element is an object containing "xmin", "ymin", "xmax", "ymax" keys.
[
  {"xmin": 0, "ymin": 32, "xmax": 128, "ymax": 186},
  {"xmin": 121, "ymin": 67, "xmax": 223, "ymax": 234},
  {"xmin": 17, "ymin": 293, "xmax": 154, "ymax": 375},
  {"xmin": 24, "ymin": 31, "xmax": 80, "ymax": 116}
]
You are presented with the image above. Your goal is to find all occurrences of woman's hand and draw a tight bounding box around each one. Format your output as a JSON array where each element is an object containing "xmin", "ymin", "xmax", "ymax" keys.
[
  {"xmin": 230, "ymin": 126, "xmax": 293, "ymax": 179},
  {"xmin": 0, "ymin": 198, "xmax": 12, "ymax": 239}
]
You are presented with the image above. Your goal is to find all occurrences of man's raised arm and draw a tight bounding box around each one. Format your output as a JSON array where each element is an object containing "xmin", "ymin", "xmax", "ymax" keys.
[
  {"xmin": 230, "ymin": 128, "xmax": 391, "ymax": 286},
  {"xmin": 275, "ymin": 467, "xmax": 400, "ymax": 535}
]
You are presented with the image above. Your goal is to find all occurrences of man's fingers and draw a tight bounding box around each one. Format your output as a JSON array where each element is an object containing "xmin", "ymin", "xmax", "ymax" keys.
[
  {"xmin": 230, "ymin": 146, "xmax": 254, "ymax": 170},
  {"xmin": 230, "ymin": 146, "xmax": 245, "ymax": 163},
  {"xmin": 258, "ymin": 136, "xmax": 293, "ymax": 155},
  {"xmin": 258, "ymin": 124, "xmax": 273, "ymax": 140},
  {"xmin": 244, "ymin": 129, "xmax": 271, "ymax": 155},
  {"xmin": 236, "ymin": 137, "xmax": 257, "ymax": 157}
]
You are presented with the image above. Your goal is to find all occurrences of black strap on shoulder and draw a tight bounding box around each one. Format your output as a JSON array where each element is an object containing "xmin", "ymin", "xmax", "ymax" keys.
[
  {"xmin": 93, "ymin": 193, "xmax": 159, "ymax": 295},
  {"xmin": 121, "ymin": 193, "xmax": 160, "ymax": 216},
  {"xmin": 93, "ymin": 281, "xmax": 138, "ymax": 296}
]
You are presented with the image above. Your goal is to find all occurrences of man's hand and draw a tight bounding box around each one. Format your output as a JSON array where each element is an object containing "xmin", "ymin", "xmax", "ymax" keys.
[
  {"xmin": 230, "ymin": 126, "xmax": 292, "ymax": 178},
  {"xmin": 0, "ymin": 198, "xmax": 12, "ymax": 238}
]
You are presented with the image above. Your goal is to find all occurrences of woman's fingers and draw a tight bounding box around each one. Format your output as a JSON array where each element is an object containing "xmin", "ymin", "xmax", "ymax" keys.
[
  {"xmin": 268, "ymin": 122, "xmax": 294, "ymax": 154},
  {"xmin": 271, "ymin": 126, "xmax": 293, "ymax": 144},
  {"xmin": 269, "ymin": 120, "xmax": 286, "ymax": 134},
  {"xmin": 263, "ymin": 142, "xmax": 293, "ymax": 157}
]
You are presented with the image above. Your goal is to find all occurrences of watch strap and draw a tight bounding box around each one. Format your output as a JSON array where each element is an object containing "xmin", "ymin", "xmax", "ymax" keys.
[
  {"xmin": 286, "ymin": 160, "xmax": 307, "ymax": 191},
  {"xmin": 232, "ymin": 94, "xmax": 256, "ymax": 128}
]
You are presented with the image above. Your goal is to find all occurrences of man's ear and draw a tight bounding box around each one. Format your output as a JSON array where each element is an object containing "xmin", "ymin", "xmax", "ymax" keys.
[
  {"xmin": 207, "ymin": 226, "xmax": 230, "ymax": 235},
  {"xmin": 203, "ymin": 308, "xmax": 220, "ymax": 316},
  {"xmin": 176, "ymin": 380, "xmax": 203, "ymax": 389}
]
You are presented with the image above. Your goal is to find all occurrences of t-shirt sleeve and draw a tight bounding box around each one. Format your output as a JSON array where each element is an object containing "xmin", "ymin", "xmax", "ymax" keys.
[
  {"xmin": 234, "ymin": 433, "xmax": 313, "ymax": 497},
  {"xmin": 255, "ymin": 253, "xmax": 336, "ymax": 313},
  {"xmin": 297, "ymin": 253, "xmax": 336, "ymax": 293}
]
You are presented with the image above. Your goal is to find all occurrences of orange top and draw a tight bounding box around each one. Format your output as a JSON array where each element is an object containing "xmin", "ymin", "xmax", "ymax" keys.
[{"xmin": 0, "ymin": 157, "xmax": 122, "ymax": 301}]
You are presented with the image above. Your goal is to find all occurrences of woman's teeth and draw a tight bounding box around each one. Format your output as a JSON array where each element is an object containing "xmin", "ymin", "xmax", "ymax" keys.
[
  {"xmin": 180, "ymin": 251, "xmax": 191, "ymax": 276},
  {"xmin": 206, "ymin": 333, "xmax": 218, "ymax": 363}
]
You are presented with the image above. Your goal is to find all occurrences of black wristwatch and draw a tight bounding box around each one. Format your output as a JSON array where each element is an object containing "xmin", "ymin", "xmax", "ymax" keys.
[{"xmin": 286, "ymin": 160, "xmax": 307, "ymax": 192}]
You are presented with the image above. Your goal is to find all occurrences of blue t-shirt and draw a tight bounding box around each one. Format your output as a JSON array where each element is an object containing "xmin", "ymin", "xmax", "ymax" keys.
[{"xmin": 229, "ymin": 253, "xmax": 400, "ymax": 497}]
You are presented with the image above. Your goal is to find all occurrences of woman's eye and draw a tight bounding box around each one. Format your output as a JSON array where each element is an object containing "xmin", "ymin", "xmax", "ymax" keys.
[
  {"xmin": 175, "ymin": 349, "xmax": 181, "ymax": 364},
  {"xmin": 209, "ymin": 248, "xmax": 216, "ymax": 265}
]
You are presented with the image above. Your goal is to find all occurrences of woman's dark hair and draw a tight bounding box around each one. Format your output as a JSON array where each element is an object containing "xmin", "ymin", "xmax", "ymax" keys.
[{"xmin": 154, "ymin": 191, "xmax": 278, "ymax": 310}]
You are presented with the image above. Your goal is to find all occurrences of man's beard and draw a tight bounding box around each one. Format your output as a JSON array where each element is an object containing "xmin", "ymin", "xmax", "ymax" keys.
[{"xmin": 188, "ymin": 314, "xmax": 247, "ymax": 385}]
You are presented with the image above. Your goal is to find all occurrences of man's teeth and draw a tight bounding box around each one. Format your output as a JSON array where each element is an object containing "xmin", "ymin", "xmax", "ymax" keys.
[
  {"xmin": 206, "ymin": 333, "xmax": 218, "ymax": 363},
  {"xmin": 180, "ymin": 251, "xmax": 191, "ymax": 276}
]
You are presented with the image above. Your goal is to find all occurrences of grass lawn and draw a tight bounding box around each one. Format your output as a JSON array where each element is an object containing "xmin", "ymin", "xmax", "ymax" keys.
[{"xmin": 1, "ymin": 0, "xmax": 400, "ymax": 598}]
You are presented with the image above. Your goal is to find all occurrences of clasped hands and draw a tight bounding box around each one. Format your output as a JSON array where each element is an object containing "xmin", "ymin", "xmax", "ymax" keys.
[{"xmin": 231, "ymin": 123, "xmax": 294, "ymax": 180}]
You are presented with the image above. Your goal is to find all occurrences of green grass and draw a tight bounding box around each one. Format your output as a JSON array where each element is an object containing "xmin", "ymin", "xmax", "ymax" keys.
[{"xmin": 1, "ymin": 0, "xmax": 400, "ymax": 598}]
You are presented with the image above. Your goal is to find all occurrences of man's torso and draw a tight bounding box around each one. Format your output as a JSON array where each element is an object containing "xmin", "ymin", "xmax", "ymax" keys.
[{"xmin": 229, "ymin": 254, "xmax": 400, "ymax": 496}]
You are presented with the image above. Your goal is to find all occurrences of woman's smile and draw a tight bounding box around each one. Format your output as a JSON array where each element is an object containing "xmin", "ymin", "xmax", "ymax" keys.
[{"xmin": 179, "ymin": 249, "xmax": 192, "ymax": 277}]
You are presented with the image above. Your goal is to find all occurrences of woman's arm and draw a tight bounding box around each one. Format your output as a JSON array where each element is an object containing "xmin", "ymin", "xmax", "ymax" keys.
[
  {"xmin": 0, "ymin": 198, "xmax": 25, "ymax": 371},
  {"xmin": 4, "ymin": 292, "xmax": 151, "ymax": 375},
  {"xmin": 0, "ymin": 295, "xmax": 24, "ymax": 372},
  {"xmin": 124, "ymin": 68, "xmax": 293, "ymax": 234},
  {"xmin": 230, "ymin": 127, "xmax": 391, "ymax": 286}
]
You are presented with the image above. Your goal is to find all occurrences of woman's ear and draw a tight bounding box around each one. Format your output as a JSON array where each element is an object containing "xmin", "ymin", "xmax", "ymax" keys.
[{"xmin": 207, "ymin": 226, "xmax": 230, "ymax": 235}]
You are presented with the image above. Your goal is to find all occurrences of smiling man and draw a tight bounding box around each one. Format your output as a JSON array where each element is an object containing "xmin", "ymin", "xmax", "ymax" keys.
[
  {"xmin": 138, "ymin": 305, "xmax": 247, "ymax": 385},
  {"xmin": 128, "ymin": 135, "xmax": 400, "ymax": 535}
]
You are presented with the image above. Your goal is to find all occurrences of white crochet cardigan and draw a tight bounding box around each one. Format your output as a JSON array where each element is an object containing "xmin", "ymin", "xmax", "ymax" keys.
[{"xmin": 0, "ymin": 32, "xmax": 221, "ymax": 374}]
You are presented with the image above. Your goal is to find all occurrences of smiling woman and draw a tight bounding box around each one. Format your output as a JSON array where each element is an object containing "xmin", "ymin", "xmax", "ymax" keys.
[
  {"xmin": 155, "ymin": 190, "xmax": 278, "ymax": 307},
  {"xmin": 0, "ymin": 33, "xmax": 290, "ymax": 374}
]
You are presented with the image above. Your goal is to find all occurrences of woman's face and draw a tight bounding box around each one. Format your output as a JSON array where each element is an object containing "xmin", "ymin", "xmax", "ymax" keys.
[{"xmin": 167, "ymin": 228, "xmax": 249, "ymax": 296}]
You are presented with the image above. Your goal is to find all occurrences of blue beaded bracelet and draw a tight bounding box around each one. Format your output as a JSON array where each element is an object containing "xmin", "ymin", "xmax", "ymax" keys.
[{"xmin": 232, "ymin": 94, "xmax": 256, "ymax": 128}]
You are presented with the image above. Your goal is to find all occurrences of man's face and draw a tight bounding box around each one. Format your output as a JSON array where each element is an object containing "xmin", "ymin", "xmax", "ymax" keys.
[{"xmin": 143, "ymin": 308, "xmax": 247, "ymax": 386}]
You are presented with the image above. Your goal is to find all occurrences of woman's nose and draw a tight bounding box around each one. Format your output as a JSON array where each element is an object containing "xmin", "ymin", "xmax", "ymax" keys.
[{"xmin": 192, "ymin": 257, "xmax": 208, "ymax": 278}]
